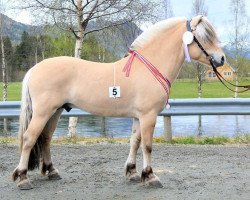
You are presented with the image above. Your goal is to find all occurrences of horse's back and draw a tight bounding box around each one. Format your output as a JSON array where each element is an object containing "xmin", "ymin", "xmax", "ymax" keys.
[{"xmin": 34, "ymin": 56, "xmax": 106, "ymax": 71}]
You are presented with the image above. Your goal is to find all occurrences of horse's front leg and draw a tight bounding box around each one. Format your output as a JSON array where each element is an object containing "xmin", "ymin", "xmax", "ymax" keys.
[
  {"xmin": 125, "ymin": 118, "xmax": 141, "ymax": 182},
  {"xmin": 140, "ymin": 114, "xmax": 163, "ymax": 187}
]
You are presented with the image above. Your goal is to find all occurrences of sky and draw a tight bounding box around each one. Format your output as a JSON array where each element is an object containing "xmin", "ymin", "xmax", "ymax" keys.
[
  {"xmin": 170, "ymin": 0, "xmax": 250, "ymax": 44},
  {"xmin": 2, "ymin": 0, "xmax": 250, "ymax": 44}
]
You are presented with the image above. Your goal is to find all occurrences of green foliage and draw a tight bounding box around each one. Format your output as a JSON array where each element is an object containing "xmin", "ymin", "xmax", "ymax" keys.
[
  {"xmin": 234, "ymin": 134, "xmax": 250, "ymax": 144},
  {"xmin": 45, "ymin": 33, "xmax": 75, "ymax": 57},
  {"xmin": 1, "ymin": 29, "xmax": 119, "ymax": 83},
  {"xmin": 14, "ymin": 31, "xmax": 37, "ymax": 71},
  {"xmin": 81, "ymin": 34, "xmax": 118, "ymax": 62}
]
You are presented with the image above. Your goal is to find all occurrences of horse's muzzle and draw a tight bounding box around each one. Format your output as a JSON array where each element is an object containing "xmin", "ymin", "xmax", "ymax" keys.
[{"xmin": 210, "ymin": 54, "xmax": 225, "ymax": 68}]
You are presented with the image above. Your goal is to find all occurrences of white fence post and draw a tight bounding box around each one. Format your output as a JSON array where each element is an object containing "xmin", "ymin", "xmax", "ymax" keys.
[{"xmin": 163, "ymin": 116, "xmax": 172, "ymax": 141}]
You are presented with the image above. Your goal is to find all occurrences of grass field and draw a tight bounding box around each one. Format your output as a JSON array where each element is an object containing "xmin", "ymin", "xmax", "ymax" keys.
[
  {"xmin": 0, "ymin": 79, "xmax": 250, "ymax": 100},
  {"xmin": 170, "ymin": 78, "xmax": 250, "ymax": 98},
  {"xmin": 1, "ymin": 135, "xmax": 249, "ymax": 145},
  {"xmin": 0, "ymin": 83, "xmax": 22, "ymax": 101}
]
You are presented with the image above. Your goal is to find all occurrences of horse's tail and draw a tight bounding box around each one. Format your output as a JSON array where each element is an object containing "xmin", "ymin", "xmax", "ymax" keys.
[{"xmin": 19, "ymin": 69, "xmax": 43, "ymax": 170}]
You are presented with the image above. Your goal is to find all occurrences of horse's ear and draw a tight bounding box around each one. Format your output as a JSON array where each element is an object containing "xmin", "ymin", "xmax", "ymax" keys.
[{"xmin": 191, "ymin": 15, "xmax": 203, "ymax": 29}]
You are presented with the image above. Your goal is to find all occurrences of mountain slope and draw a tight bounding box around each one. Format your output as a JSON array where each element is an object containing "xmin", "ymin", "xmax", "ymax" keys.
[{"xmin": 0, "ymin": 13, "xmax": 40, "ymax": 43}]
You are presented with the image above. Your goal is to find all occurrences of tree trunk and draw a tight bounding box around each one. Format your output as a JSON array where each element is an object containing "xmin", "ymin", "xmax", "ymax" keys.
[
  {"xmin": 234, "ymin": 72, "xmax": 238, "ymax": 98},
  {"xmin": 1, "ymin": 17, "xmax": 8, "ymax": 135},
  {"xmin": 68, "ymin": 37, "xmax": 83, "ymax": 137},
  {"xmin": 196, "ymin": 63, "xmax": 202, "ymax": 98},
  {"xmin": 68, "ymin": 0, "xmax": 84, "ymax": 137},
  {"xmin": 1, "ymin": 34, "xmax": 7, "ymax": 101}
]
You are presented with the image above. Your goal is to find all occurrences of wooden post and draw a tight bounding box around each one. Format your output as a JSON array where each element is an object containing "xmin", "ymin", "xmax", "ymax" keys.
[
  {"xmin": 100, "ymin": 117, "xmax": 106, "ymax": 137},
  {"xmin": 163, "ymin": 116, "xmax": 172, "ymax": 141},
  {"xmin": 3, "ymin": 118, "xmax": 8, "ymax": 135}
]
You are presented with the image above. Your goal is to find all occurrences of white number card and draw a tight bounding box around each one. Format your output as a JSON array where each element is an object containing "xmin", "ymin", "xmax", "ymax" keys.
[{"xmin": 109, "ymin": 86, "xmax": 121, "ymax": 98}]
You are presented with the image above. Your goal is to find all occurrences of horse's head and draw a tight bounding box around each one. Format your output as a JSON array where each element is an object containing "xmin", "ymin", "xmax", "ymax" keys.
[{"xmin": 186, "ymin": 15, "xmax": 225, "ymax": 68}]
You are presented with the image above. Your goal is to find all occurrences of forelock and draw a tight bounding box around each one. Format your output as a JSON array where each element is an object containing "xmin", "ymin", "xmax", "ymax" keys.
[{"xmin": 195, "ymin": 17, "xmax": 219, "ymax": 45}]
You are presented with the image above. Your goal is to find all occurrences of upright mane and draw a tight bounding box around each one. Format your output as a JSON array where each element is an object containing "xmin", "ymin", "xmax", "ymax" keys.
[
  {"xmin": 195, "ymin": 16, "xmax": 219, "ymax": 45},
  {"xmin": 130, "ymin": 16, "xmax": 219, "ymax": 50},
  {"xmin": 131, "ymin": 17, "xmax": 186, "ymax": 50}
]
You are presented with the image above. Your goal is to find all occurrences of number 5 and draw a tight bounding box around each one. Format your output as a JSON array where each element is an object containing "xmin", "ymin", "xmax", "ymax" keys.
[{"xmin": 113, "ymin": 87, "xmax": 118, "ymax": 96}]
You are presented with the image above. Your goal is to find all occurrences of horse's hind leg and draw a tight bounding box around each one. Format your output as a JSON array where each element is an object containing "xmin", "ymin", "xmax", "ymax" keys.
[
  {"xmin": 41, "ymin": 108, "xmax": 63, "ymax": 180},
  {"xmin": 12, "ymin": 109, "xmax": 56, "ymax": 189},
  {"xmin": 125, "ymin": 118, "xmax": 141, "ymax": 182},
  {"xmin": 140, "ymin": 114, "xmax": 162, "ymax": 188}
]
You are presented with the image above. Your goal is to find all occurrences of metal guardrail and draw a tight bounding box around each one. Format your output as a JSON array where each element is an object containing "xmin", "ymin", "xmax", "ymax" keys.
[
  {"xmin": 1, "ymin": 98, "xmax": 250, "ymax": 141},
  {"xmin": 1, "ymin": 98, "xmax": 250, "ymax": 118}
]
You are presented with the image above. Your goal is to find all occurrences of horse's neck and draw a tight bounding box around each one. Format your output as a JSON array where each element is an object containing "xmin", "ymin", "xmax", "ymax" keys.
[{"xmin": 139, "ymin": 24, "xmax": 185, "ymax": 83}]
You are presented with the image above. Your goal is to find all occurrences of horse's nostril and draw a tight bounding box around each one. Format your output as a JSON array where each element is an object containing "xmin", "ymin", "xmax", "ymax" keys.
[{"xmin": 221, "ymin": 56, "xmax": 225, "ymax": 65}]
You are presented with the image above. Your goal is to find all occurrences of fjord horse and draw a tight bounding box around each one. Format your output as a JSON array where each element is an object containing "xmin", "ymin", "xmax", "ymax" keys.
[{"xmin": 13, "ymin": 15, "xmax": 225, "ymax": 189}]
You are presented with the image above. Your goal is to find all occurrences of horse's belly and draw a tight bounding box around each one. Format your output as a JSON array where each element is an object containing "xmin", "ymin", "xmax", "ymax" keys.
[{"xmin": 73, "ymin": 99, "xmax": 135, "ymax": 117}]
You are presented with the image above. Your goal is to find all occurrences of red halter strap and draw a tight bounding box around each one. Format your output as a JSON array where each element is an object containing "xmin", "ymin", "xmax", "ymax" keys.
[{"xmin": 123, "ymin": 49, "xmax": 171, "ymax": 96}]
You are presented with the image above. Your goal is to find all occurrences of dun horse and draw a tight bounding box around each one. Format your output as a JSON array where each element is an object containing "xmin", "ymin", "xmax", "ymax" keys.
[{"xmin": 13, "ymin": 15, "xmax": 225, "ymax": 189}]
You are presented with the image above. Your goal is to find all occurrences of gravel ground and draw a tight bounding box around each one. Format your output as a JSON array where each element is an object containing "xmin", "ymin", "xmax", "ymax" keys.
[{"xmin": 0, "ymin": 143, "xmax": 249, "ymax": 200}]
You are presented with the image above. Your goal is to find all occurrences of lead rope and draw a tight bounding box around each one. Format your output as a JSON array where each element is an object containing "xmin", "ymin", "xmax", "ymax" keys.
[
  {"xmin": 211, "ymin": 64, "xmax": 250, "ymax": 93},
  {"xmin": 193, "ymin": 35, "xmax": 250, "ymax": 93}
]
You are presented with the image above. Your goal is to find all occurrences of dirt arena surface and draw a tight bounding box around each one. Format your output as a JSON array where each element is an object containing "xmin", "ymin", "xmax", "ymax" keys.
[{"xmin": 0, "ymin": 143, "xmax": 249, "ymax": 200}]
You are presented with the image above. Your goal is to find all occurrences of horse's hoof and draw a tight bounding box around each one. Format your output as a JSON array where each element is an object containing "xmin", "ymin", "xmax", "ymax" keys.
[
  {"xmin": 145, "ymin": 176, "xmax": 163, "ymax": 188},
  {"xmin": 127, "ymin": 173, "xmax": 141, "ymax": 183},
  {"xmin": 17, "ymin": 179, "xmax": 33, "ymax": 190},
  {"xmin": 141, "ymin": 167, "xmax": 163, "ymax": 188},
  {"xmin": 48, "ymin": 169, "xmax": 62, "ymax": 180},
  {"xmin": 125, "ymin": 163, "xmax": 140, "ymax": 183}
]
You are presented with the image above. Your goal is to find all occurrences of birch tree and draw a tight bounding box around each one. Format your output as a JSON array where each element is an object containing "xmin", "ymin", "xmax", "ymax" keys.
[
  {"xmin": 0, "ymin": 15, "xmax": 7, "ymax": 101},
  {"xmin": 191, "ymin": 0, "xmax": 208, "ymax": 98},
  {"xmin": 229, "ymin": 0, "xmax": 249, "ymax": 98},
  {"xmin": 17, "ymin": 0, "xmax": 156, "ymax": 136},
  {"xmin": 0, "ymin": 0, "xmax": 8, "ymax": 134},
  {"xmin": 163, "ymin": 0, "xmax": 174, "ymax": 19},
  {"xmin": 191, "ymin": 0, "xmax": 208, "ymax": 136}
]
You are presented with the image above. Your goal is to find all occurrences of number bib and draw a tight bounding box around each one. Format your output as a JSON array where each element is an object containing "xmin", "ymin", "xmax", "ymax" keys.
[{"xmin": 109, "ymin": 86, "xmax": 121, "ymax": 98}]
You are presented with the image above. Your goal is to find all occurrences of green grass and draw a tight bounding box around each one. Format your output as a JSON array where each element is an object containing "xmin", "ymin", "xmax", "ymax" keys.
[
  {"xmin": 1, "ymin": 79, "xmax": 250, "ymax": 100},
  {"xmin": 0, "ymin": 136, "xmax": 18, "ymax": 144},
  {"xmin": 1, "ymin": 135, "xmax": 249, "ymax": 145},
  {"xmin": 170, "ymin": 78, "xmax": 250, "ymax": 98},
  {"xmin": 0, "ymin": 82, "xmax": 22, "ymax": 101},
  {"xmin": 153, "ymin": 135, "xmax": 250, "ymax": 144}
]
